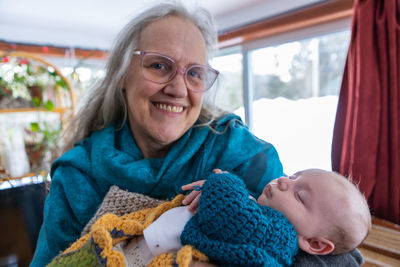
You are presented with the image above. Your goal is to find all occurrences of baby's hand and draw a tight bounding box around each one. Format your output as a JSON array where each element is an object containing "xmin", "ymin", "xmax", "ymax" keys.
[
  {"xmin": 213, "ymin": 168, "xmax": 228, "ymax": 174},
  {"xmin": 181, "ymin": 180, "xmax": 205, "ymax": 213},
  {"xmin": 181, "ymin": 169, "xmax": 228, "ymax": 212}
]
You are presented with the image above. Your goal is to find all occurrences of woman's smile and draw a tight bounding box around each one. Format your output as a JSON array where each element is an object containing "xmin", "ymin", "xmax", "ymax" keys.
[{"xmin": 153, "ymin": 102, "xmax": 185, "ymax": 114}]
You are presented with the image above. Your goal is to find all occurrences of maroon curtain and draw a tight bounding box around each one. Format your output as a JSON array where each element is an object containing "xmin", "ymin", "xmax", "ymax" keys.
[{"xmin": 332, "ymin": 0, "xmax": 400, "ymax": 224}]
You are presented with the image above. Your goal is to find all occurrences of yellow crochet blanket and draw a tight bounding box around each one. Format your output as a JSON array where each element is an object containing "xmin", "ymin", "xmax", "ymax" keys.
[{"xmin": 48, "ymin": 194, "xmax": 208, "ymax": 267}]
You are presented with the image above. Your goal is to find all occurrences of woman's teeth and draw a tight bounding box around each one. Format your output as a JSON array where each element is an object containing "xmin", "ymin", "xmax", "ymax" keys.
[{"xmin": 155, "ymin": 103, "xmax": 183, "ymax": 113}]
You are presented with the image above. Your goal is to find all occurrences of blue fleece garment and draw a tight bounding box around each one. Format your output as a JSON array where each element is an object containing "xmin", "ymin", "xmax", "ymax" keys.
[
  {"xmin": 181, "ymin": 173, "xmax": 298, "ymax": 267},
  {"xmin": 30, "ymin": 114, "xmax": 283, "ymax": 267}
]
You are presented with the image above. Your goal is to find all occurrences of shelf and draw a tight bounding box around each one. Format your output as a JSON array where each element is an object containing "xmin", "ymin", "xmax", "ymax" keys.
[
  {"xmin": 0, "ymin": 171, "xmax": 48, "ymax": 190},
  {"xmin": 0, "ymin": 107, "xmax": 69, "ymax": 114}
]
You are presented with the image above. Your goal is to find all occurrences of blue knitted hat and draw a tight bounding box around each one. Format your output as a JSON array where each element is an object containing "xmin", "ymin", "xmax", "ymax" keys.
[{"xmin": 181, "ymin": 173, "xmax": 298, "ymax": 267}]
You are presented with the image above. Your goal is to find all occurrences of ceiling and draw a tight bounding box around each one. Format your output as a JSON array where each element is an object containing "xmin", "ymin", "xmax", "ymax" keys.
[{"xmin": 0, "ymin": 0, "xmax": 325, "ymax": 50}]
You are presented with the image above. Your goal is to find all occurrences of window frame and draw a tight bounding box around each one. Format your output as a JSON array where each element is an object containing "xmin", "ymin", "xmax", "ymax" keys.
[{"xmin": 237, "ymin": 17, "xmax": 351, "ymax": 129}]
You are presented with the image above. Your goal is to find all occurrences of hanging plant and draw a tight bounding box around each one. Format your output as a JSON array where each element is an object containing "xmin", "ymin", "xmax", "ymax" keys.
[{"xmin": 0, "ymin": 55, "xmax": 69, "ymax": 109}]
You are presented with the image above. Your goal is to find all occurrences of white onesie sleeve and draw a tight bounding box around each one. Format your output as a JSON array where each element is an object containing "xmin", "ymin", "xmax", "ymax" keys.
[{"xmin": 143, "ymin": 206, "xmax": 194, "ymax": 256}]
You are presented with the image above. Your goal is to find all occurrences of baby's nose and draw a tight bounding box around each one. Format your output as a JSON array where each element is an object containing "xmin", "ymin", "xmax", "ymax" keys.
[{"xmin": 277, "ymin": 177, "xmax": 289, "ymax": 191}]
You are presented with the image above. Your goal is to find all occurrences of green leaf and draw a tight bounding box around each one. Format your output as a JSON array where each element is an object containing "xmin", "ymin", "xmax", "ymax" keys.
[
  {"xmin": 56, "ymin": 77, "xmax": 69, "ymax": 90},
  {"xmin": 14, "ymin": 73, "xmax": 26, "ymax": 83},
  {"xmin": 44, "ymin": 100, "xmax": 54, "ymax": 111},
  {"xmin": 26, "ymin": 64, "xmax": 33, "ymax": 75},
  {"xmin": 32, "ymin": 97, "xmax": 41, "ymax": 107},
  {"xmin": 30, "ymin": 122, "xmax": 40, "ymax": 132}
]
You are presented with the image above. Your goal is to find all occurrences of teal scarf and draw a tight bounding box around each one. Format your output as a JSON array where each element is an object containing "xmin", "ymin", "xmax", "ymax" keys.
[
  {"xmin": 32, "ymin": 114, "xmax": 283, "ymax": 267},
  {"xmin": 52, "ymin": 114, "xmax": 282, "ymax": 198}
]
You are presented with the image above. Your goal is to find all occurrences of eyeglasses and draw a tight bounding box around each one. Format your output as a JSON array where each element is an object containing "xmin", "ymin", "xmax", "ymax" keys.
[{"xmin": 133, "ymin": 51, "xmax": 219, "ymax": 92}]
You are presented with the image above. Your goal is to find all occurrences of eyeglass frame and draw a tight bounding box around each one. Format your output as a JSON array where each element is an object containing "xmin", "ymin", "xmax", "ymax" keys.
[{"xmin": 132, "ymin": 51, "xmax": 219, "ymax": 92}]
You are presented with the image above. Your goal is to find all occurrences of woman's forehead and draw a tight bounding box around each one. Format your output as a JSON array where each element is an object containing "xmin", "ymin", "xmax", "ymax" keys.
[{"xmin": 138, "ymin": 16, "xmax": 207, "ymax": 63}]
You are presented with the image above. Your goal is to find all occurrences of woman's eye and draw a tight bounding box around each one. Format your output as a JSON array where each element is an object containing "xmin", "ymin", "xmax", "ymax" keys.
[
  {"xmin": 188, "ymin": 69, "xmax": 201, "ymax": 79},
  {"xmin": 188, "ymin": 67, "xmax": 205, "ymax": 80},
  {"xmin": 150, "ymin": 63, "xmax": 165, "ymax": 70}
]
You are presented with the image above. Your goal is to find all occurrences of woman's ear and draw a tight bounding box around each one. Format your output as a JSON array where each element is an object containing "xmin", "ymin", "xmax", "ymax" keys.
[{"xmin": 298, "ymin": 236, "xmax": 335, "ymax": 255}]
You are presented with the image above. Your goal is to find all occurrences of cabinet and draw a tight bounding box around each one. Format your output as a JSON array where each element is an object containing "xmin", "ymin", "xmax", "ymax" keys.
[{"xmin": 0, "ymin": 51, "xmax": 75, "ymax": 187}]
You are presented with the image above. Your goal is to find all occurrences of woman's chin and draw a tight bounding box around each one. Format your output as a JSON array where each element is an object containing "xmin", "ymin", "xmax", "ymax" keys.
[{"xmin": 153, "ymin": 127, "xmax": 186, "ymax": 146}]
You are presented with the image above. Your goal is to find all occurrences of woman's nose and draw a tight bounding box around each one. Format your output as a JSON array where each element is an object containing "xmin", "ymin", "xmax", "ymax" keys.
[{"xmin": 163, "ymin": 69, "xmax": 188, "ymax": 98}]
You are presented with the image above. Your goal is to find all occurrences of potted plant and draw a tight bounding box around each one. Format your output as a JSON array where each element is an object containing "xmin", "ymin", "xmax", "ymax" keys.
[
  {"xmin": 0, "ymin": 77, "xmax": 11, "ymax": 97},
  {"xmin": 0, "ymin": 55, "xmax": 69, "ymax": 109},
  {"xmin": 24, "ymin": 121, "xmax": 61, "ymax": 172},
  {"xmin": 0, "ymin": 53, "xmax": 71, "ymax": 176}
]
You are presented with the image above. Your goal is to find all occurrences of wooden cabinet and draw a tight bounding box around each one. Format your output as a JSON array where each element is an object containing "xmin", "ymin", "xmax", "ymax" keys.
[{"xmin": 0, "ymin": 183, "xmax": 46, "ymax": 266}]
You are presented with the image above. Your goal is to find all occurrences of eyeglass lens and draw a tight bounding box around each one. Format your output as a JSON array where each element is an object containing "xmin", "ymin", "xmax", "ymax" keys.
[{"xmin": 141, "ymin": 53, "xmax": 217, "ymax": 91}]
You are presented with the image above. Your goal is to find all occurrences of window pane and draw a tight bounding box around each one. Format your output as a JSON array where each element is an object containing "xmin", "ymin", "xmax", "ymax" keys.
[
  {"xmin": 250, "ymin": 30, "xmax": 350, "ymax": 175},
  {"xmin": 211, "ymin": 52, "xmax": 243, "ymax": 120}
]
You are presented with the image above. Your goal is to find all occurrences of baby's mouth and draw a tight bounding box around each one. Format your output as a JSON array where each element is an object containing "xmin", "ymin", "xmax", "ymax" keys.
[{"xmin": 264, "ymin": 184, "xmax": 273, "ymax": 198}]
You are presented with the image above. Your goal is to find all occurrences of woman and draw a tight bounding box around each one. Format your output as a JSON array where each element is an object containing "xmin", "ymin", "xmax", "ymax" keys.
[{"xmin": 31, "ymin": 2, "xmax": 363, "ymax": 267}]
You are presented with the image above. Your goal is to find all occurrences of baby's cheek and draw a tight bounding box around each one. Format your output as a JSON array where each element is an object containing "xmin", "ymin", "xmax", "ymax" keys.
[{"xmin": 257, "ymin": 194, "xmax": 267, "ymax": 206}]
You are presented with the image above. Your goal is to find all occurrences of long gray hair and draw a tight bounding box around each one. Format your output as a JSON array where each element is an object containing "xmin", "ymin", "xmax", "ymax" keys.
[{"xmin": 63, "ymin": 1, "xmax": 221, "ymax": 151}]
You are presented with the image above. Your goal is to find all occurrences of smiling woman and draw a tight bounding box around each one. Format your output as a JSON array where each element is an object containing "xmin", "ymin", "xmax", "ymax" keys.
[
  {"xmin": 29, "ymin": 2, "xmax": 285, "ymax": 266},
  {"xmin": 30, "ymin": 2, "xmax": 362, "ymax": 267}
]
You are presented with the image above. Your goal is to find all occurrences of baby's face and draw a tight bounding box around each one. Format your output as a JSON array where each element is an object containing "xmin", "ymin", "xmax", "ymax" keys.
[{"xmin": 257, "ymin": 169, "xmax": 342, "ymax": 238}]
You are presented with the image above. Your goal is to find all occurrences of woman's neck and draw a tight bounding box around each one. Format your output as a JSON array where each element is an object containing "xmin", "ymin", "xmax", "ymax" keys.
[
  {"xmin": 140, "ymin": 141, "xmax": 171, "ymax": 158},
  {"xmin": 129, "ymin": 127, "xmax": 171, "ymax": 159}
]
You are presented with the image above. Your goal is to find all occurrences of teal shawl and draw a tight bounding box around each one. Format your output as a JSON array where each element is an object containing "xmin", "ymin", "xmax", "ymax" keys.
[{"xmin": 31, "ymin": 114, "xmax": 283, "ymax": 267}]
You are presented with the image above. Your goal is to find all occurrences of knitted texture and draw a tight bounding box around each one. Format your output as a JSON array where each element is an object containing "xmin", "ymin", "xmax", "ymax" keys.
[
  {"xmin": 82, "ymin": 186, "xmax": 164, "ymax": 235},
  {"xmin": 48, "ymin": 194, "xmax": 185, "ymax": 267},
  {"xmin": 48, "ymin": 239, "xmax": 103, "ymax": 267},
  {"xmin": 149, "ymin": 245, "xmax": 209, "ymax": 267},
  {"xmin": 113, "ymin": 241, "xmax": 146, "ymax": 267},
  {"xmin": 181, "ymin": 173, "xmax": 298, "ymax": 267}
]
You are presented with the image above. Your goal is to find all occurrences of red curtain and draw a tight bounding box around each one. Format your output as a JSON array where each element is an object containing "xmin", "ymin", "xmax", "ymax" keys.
[{"xmin": 332, "ymin": 0, "xmax": 400, "ymax": 224}]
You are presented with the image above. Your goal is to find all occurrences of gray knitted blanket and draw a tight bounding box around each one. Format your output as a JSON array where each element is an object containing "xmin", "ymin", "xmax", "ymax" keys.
[{"xmin": 81, "ymin": 185, "xmax": 164, "ymax": 236}]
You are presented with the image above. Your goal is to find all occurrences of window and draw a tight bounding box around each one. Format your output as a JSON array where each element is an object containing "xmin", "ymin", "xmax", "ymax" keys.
[
  {"xmin": 211, "ymin": 49, "xmax": 244, "ymax": 121},
  {"xmin": 249, "ymin": 30, "xmax": 350, "ymax": 175},
  {"xmin": 215, "ymin": 19, "xmax": 351, "ymax": 175}
]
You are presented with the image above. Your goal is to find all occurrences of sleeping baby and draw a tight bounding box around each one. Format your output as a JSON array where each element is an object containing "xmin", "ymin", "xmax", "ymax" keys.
[
  {"xmin": 48, "ymin": 169, "xmax": 371, "ymax": 267},
  {"xmin": 139, "ymin": 169, "xmax": 371, "ymax": 266}
]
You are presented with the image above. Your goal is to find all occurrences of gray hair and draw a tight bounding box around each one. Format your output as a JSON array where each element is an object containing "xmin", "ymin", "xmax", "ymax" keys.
[{"xmin": 64, "ymin": 1, "xmax": 220, "ymax": 151}]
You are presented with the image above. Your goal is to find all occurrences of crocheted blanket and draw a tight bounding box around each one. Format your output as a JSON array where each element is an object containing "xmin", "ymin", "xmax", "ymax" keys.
[
  {"xmin": 47, "ymin": 186, "xmax": 207, "ymax": 267},
  {"xmin": 81, "ymin": 186, "xmax": 165, "ymax": 236},
  {"xmin": 47, "ymin": 184, "xmax": 365, "ymax": 267},
  {"xmin": 182, "ymin": 173, "xmax": 298, "ymax": 267}
]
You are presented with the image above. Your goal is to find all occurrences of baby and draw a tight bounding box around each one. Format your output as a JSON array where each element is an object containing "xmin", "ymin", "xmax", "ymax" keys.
[{"xmin": 141, "ymin": 169, "xmax": 371, "ymax": 266}]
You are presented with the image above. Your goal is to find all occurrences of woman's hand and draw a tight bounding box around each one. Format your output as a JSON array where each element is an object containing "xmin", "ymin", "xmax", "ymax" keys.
[
  {"xmin": 182, "ymin": 169, "xmax": 228, "ymax": 212},
  {"xmin": 182, "ymin": 180, "xmax": 205, "ymax": 213}
]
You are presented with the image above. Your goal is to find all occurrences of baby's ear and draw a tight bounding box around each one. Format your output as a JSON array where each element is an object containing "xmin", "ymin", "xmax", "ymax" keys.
[{"xmin": 298, "ymin": 236, "xmax": 335, "ymax": 255}]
